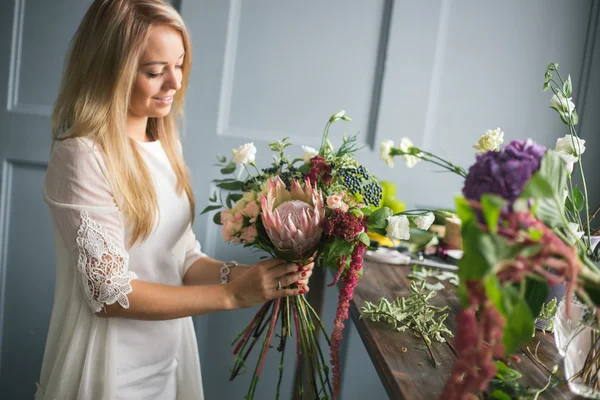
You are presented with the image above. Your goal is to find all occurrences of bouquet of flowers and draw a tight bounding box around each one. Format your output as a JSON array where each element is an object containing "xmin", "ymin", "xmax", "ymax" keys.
[
  {"xmin": 203, "ymin": 111, "xmax": 435, "ymax": 399},
  {"xmin": 379, "ymin": 63, "xmax": 600, "ymax": 399}
]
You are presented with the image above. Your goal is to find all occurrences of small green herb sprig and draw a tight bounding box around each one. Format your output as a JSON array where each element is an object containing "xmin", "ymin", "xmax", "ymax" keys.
[
  {"xmin": 486, "ymin": 361, "xmax": 560, "ymax": 400},
  {"xmin": 533, "ymin": 298, "xmax": 557, "ymax": 334},
  {"xmin": 360, "ymin": 280, "xmax": 453, "ymax": 366},
  {"xmin": 409, "ymin": 266, "xmax": 459, "ymax": 291}
]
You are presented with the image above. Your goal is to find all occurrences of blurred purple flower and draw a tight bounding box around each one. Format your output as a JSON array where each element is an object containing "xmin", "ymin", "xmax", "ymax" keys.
[{"xmin": 462, "ymin": 139, "xmax": 546, "ymax": 203}]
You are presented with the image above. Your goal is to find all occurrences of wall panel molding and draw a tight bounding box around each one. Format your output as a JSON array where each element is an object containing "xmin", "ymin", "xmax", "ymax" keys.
[
  {"xmin": 7, "ymin": 0, "xmax": 52, "ymax": 117},
  {"xmin": 0, "ymin": 159, "xmax": 48, "ymax": 373}
]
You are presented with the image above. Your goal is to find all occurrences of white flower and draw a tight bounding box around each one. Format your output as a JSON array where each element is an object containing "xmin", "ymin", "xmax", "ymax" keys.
[
  {"xmin": 386, "ymin": 215, "xmax": 410, "ymax": 241},
  {"xmin": 473, "ymin": 128, "xmax": 504, "ymax": 154},
  {"xmin": 399, "ymin": 138, "xmax": 421, "ymax": 168},
  {"xmin": 301, "ymin": 145, "xmax": 318, "ymax": 164},
  {"xmin": 414, "ymin": 212, "xmax": 435, "ymax": 231},
  {"xmin": 551, "ymin": 93, "xmax": 576, "ymax": 115},
  {"xmin": 379, "ymin": 140, "xmax": 395, "ymax": 168},
  {"xmin": 566, "ymin": 222, "xmax": 584, "ymax": 245},
  {"xmin": 555, "ymin": 135, "xmax": 585, "ymax": 174},
  {"xmin": 557, "ymin": 153, "xmax": 578, "ymax": 174},
  {"xmin": 555, "ymin": 135, "xmax": 586, "ymax": 156},
  {"xmin": 232, "ymin": 143, "xmax": 257, "ymax": 164}
]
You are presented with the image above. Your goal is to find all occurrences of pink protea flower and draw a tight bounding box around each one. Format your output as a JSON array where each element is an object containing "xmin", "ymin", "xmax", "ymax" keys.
[{"xmin": 260, "ymin": 177, "xmax": 325, "ymax": 261}]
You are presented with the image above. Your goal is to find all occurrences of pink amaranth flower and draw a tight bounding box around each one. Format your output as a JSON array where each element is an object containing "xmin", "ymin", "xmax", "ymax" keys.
[
  {"xmin": 306, "ymin": 155, "xmax": 332, "ymax": 186},
  {"xmin": 441, "ymin": 205, "xmax": 583, "ymax": 399},
  {"xmin": 330, "ymin": 242, "xmax": 366, "ymax": 400}
]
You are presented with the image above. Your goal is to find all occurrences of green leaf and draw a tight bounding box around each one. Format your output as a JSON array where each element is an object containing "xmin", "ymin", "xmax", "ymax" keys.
[
  {"xmin": 217, "ymin": 154, "xmax": 227, "ymax": 163},
  {"xmin": 563, "ymin": 75, "xmax": 572, "ymax": 97},
  {"xmin": 573, "ymin": 186, "xmax": 584, "ymax": 212},
  {"xmin": 369, "ymin": 207, "xmax": 393, "ymax": 230},
  {"xmin": 229, "ymin": 193, "xmax": 243, "ymax": 203},
  {"xmin": 220, "ymin": 162, "xmax": 237, "ymax": 175},
  {"xmin": 200, "ymin": 204, "xmax": 222, "ymax": 215},
  {"xmin": 489, "ymin": 390, "xmax": 512, "ymax": 400},
  {"xmin": 523, "ymin": 277, "xmax": 549, "ymax": 321},
  {"xmin": 572, "ymin": 110, "xmax": 579, "ymax": 126},
  {"xmin": 484, "ymin": 276, "xmax": 504, "ymax": 313},
  {"xmin": 358, "ymin": 232, "xmax": 370, "ymax": 246},
  {"xmin": 226, "ymin": 194, "xmax": 234, "ymax": 209},
  {"xmin": 493, "ymin": 361, "xmax": 522, "ymax": 381},
  {"xmin": 216, "ymin": 181, "xmax": 243, "ymax": 191},
  {"xmin": 583, "ymin": 282, "xmax": 600, "ymax": 308},
  {"xmin": 327, "ymin": 238, "xmax": 354, "ymax": 260},
  {"xmin": 455, "ymin": 196, "xmax": 475, "ymax": 224},
  {"xmin": 457, "ymin": 220, "xmax": 492, "ymax": 280},
  {"xmin": 520, "ymin": 151, "xmax": 567, "ymax": 227},
  {"xmin": 213, "ymin": 212, "xmax": 222, "ymax": 225},
  {"xmin": 360, "ymin": 207, "xmax": 373, "ymax": 216},
  {"xmin": 209, "ymin": 192, "xmax": 217, "ymax": 202},
  {"xmin": 481, "ymin": 194, "xmax": 505, "ymax": 233},
  {"xmin": 565, "ymin": 196, "xmax": 575, "ymax": 213},
  {"xmin": 500, "ymin": 285, "xmax": 535, "ymax": 354}
]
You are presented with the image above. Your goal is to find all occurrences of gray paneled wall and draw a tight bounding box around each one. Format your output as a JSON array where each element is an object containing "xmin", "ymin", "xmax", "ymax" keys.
[{"xmin": 0, "ymin": 0, "xmax": 598, "ymax": 399}]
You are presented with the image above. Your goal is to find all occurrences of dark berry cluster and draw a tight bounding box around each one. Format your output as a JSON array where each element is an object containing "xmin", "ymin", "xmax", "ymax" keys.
[
  {"xmin": 337, "ymin": 167, "xmax": 382, "ymax": 206},
  {"xmin": 279, "ymin": 166, "xmax": 301, "ymax": 190}
]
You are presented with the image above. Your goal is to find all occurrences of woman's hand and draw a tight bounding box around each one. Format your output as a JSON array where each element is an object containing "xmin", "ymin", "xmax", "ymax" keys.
[{"xmin": 227, "ymin": 259, "xmax": 313, "ymax": 309}]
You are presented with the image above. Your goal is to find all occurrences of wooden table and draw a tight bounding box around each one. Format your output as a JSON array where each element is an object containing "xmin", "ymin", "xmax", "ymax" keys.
[{"xmin": 349, "ymin": 260, "xmax": 584, "ymax": 400}]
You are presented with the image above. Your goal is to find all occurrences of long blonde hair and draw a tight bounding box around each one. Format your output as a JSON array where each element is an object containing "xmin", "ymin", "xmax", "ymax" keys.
[{"xmin": 52, "ymin": 0, "xmax": 195, "ymax": 247}]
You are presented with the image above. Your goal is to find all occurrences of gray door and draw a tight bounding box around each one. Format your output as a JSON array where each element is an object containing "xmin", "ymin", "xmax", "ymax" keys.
[{"xmin": 0, "ymin": 1, "xmax": 95, "ymax": 398}]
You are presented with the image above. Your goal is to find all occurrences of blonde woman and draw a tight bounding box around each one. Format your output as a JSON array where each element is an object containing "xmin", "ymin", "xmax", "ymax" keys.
[{"xmin": 35, "ymin": 1, "xmax": 313, "ymax": 399}]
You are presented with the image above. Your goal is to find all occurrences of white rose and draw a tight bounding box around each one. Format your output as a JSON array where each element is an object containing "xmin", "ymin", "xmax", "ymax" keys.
[
  {"xmin": 551, "ymin": 93, "xmax": 576, "ymax": 115},
  {"xmin": 232, "ymin": 143, "xmax": 257, "ymax": 164},
  {"xmin": 379, "ymin": 140, "xmax": 395, "ymax": 168},
  {"xmin": 399, "ymin": 138, "xmax": 421, "ymax": 168},
  {"xmin": 555, "ymin": 135, "xmax": 586, "ymax": 156},
  {"xmin": 301, "ymin": 145, "xmax": 318, "ymax": 164},
  {"xmin": 386, "ymin": 215, "xmax": 410, "ymax": 241},
  {"xmin": 414, "ymin": 212, "xmax": 435, "ymax": 231},
  {"xmin": 566, "ymin": 222, "xmax": 584, "ymax": 245},
  {"xmin": 473, "ymin": 128, "xmax": 504, "ymax": 154}
]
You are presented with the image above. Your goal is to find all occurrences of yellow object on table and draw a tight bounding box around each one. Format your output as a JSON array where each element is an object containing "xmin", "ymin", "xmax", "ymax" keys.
[{"xmin": 367, "ymin": 232, "xmax": 398, "ymax": 248}]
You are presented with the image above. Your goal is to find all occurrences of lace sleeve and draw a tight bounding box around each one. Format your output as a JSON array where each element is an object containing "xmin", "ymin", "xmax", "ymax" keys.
[{"xmin": 44, "ymin": 138, "xmax": 137, "ymax": 313}]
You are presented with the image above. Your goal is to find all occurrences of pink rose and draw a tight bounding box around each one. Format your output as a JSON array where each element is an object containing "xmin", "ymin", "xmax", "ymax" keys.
[
  {"xmin": 221, "ymin": 211, "xmax": 244, "ymax": 243},
  {"xmin": 240, "ymin": 225, "xmax": 258, "ymax": 243},
  {"xmin": 241, "ymin": 200, "xmax": 260, "ymax": 223},
  {"xmin": 326, "ymin": 195, "xmax": 349, "ymax": 212}
]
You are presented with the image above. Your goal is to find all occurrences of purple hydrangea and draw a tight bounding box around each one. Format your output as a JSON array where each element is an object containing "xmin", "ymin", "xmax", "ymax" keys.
[{"xmin": 462, "ymin": 139, "xmax": 546, "ymax": 203}]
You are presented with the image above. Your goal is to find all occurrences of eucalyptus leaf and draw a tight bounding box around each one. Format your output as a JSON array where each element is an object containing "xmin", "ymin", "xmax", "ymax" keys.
[
  {"xmin": 216, "ymin": 181, "xmax": 244, "ymax": 191},
  {"xmin": 200, "ymin": 204, "xmax": 222, "ymax": 215},
  {"xmin": 217, "ymin": 154, "xmax": 227, "ymax": 163},
  {"xmin": 220, "ymin": 162, "xmax": 237, "ymax": 175},
  {"xmin": 213, "ymin": 211, "xmax": 222, "ymax": 225}
]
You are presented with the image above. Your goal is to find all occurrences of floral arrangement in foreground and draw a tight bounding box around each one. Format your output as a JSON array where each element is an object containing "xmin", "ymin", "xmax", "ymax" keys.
[
  {"xmin": 379, "ymin": 63, "xmax": 600, "ymax": 399},
  {"xmin": 202, "ymin": 111, "xmax": 435, "ymax": 399}
]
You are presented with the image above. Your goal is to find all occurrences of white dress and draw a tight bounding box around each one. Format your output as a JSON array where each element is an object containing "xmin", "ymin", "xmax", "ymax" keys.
[{"xmin": 35, "ymin": 137, "xmax": 206, "ymax": 400}]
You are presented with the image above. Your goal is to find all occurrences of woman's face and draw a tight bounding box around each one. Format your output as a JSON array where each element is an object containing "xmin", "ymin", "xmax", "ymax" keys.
[{"xmin": 129, "ymin": 25, "xmax": 185, "ymax": 119}]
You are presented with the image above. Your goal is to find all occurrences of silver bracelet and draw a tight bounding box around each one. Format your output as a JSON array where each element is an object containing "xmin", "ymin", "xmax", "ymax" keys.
[{"xmin": 220, "ymin": 261, "xmax": 239, "ymax": 284}]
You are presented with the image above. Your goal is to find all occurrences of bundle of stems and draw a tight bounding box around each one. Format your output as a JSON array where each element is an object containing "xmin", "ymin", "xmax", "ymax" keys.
[{"xmin": 230, "ymin": 294, "xmax": 333, "ymax": 399}]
